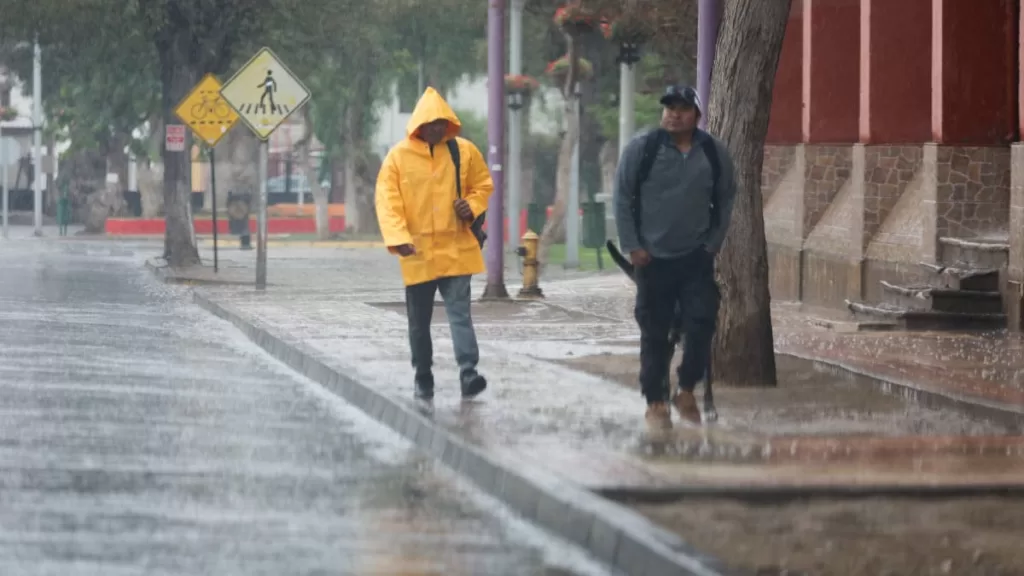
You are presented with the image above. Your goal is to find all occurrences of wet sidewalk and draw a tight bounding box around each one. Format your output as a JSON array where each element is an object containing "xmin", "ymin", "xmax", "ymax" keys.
[{"xmin": 190, "ymin": 247, "xmax": 1024, "ymax": 492}]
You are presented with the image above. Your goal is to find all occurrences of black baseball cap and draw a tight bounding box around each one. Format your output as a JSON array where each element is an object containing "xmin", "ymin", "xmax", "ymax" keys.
[{"xmin": 660, "ymin": 85, "xmax": 702, "ymax": 113}]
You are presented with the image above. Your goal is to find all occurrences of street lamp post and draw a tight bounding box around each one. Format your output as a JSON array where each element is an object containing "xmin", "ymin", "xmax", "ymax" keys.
[
  {"xmin": 507, "ymin": 0, "xmax": 525, "ymax": 254},
  {"xmin": 32, "ymin": 36, "xmax": 42, "ymax": 236},
  {"xmin": 697, "ymin": 0, "xmax": 722, "ymax": 130},
  {"xmin": 1, "ymin": 123, "xmax": 7, "ymax": 239},
  {"xmin": 483, "ymin": 0, "xmax": 508, "ymax": 299},
  {"xmin": 565, "ymin": 82, "xmax": 581, "ymax": 269},
  {"xmin": 608, "ymin": 41, "xmax": 642, "ymax": 240}
]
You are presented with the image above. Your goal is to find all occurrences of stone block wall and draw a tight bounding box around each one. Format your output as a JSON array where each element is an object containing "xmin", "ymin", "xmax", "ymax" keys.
[
  {"xmin": 934, "ymin": 147, "xmax": 1011, "ymax": 240},
  {"xmin": 862, "ymin": 146, "xmax": 923, "ymax": 248},
  {"xmin": 1008, "ymin": 144, "xmax": 1024, "ymax": 331},
  {"xmin": 761, "ymin": 143, "xmax": 1012, "ymax": 309},
  {"xmin": 763, "ymin": 145, "xmax": 805, "ymax": 301},
  {"xmin": 802, "ymin": 146, "xmax": 852, "ymax": 233},
  {"xmin": 762, "ymin": 145, "xmax": 797, "ymax": 201}
]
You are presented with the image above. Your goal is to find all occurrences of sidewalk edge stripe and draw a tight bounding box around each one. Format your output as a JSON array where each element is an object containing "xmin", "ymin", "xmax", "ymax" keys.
[{"xmin": 192, "ymin": 290, "xmax": 735, "ymax": 576}]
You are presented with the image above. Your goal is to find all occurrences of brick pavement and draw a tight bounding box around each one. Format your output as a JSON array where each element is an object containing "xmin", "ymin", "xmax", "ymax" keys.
[{"xmin": 192, "ymin": 246, "xmax": 1024, "ymax": 491}]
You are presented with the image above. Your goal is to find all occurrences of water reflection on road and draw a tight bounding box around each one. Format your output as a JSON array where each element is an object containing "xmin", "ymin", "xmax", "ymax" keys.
[{"xmin": 0, "ymin": 239, "xmax": 610, "ymax": 576}]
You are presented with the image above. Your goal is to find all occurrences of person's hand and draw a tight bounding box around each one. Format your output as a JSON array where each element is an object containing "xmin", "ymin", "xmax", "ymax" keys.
[
  {"xmin": 629, "ymin": 249, "xmax": 651, "ymax": 268},
  {"xmin": 394, "ymin": 244, "xmax": 416, "ymax": 257},
  {"xmin": 454, "ymin": 199, "xmax": 474, "ymax": 222}
]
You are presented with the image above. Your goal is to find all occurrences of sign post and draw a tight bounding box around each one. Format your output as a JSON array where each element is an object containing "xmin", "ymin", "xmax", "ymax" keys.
[
  {"xmin": 1, "ymin": 124, "xmax": 7, "ymax": 240},
  {"xmin": 220, "ymin": 47, "xmax": 311, "ymax": 290},
  {"xmin": 174, "ymin": 73, "xmax": 240, "ymax": 273}
]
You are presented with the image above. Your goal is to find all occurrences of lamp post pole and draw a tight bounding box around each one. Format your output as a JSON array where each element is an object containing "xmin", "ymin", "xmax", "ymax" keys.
[
  {"xmin": 483, "ymin": 0, "xmax": 509, "ymax": 299},
  {"xmin": 697, "ymin": 0, "xmax": 722, "ymax": 130}
]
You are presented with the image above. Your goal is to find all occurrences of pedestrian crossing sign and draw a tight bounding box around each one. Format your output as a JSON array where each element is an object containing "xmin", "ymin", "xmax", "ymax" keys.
[{"xmin": 219, "ymin": 47, "xmax": 310, "ymax": 141}]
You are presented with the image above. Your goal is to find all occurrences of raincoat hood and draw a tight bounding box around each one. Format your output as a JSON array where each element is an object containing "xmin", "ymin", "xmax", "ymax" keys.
[{"xmin": 406, "ymin": 87, "xmax": 462, "ymax": 142}]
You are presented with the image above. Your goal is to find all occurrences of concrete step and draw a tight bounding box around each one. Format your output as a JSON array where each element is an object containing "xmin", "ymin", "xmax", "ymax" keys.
[
  {"xmin": 845, "ymin": 300, "xmax": 1006, "ymax": 331},
  {"xmin": 880, "ymin": 281, "xmax": 1004, "ymax": 314},
  {"xmin": 918, "ymin": 262, "xmax": 1000, "ymax": 292},
  {"xmin": 939, "ymin": 236, "xmax": 1009, "ymax": 270}
]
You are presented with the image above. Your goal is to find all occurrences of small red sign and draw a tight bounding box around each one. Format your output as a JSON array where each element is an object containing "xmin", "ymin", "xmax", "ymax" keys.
[{"xmin": 165, "ymin": 124, "xmax": 186, "ymax": 152}]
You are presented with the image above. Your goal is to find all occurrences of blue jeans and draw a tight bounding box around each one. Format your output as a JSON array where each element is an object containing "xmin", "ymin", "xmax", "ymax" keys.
[{"xmin": 405, "ymin": 275, "xmax": 480, "ymax": 384}]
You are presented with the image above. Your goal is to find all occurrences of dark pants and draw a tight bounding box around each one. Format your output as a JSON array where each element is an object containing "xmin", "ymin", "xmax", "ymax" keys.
[
  {"xmin": 634, "ymin": 250, "xmax": 720, "ymax": 404},
  {"xmin": 405, "ymin": 275, "xmax": 480, "ymax": 384}
]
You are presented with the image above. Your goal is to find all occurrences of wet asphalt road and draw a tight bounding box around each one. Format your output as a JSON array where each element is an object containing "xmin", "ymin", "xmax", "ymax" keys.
[{"xmin": 0, "ymin": 238, "xmax": 610, "ymax": 576}]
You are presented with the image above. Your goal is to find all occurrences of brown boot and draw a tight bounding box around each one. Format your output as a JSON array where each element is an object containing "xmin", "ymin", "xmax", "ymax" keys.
[
  {"xmin": 672, "ymin": 391, "xmax": 702, "ymax": 425},
  {"xmin": 645, "ymin": 402, "xmax": 673, "ymax": 432}
]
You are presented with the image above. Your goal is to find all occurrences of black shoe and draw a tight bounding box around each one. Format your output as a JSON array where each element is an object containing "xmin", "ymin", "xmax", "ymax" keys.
[
  {"xmin": 415, "ymin": 373, "xmax": 434, "ymax": 401},
  {"xmin": 461, "ymin": 373, "xmax": 487, "ymax": 399}
]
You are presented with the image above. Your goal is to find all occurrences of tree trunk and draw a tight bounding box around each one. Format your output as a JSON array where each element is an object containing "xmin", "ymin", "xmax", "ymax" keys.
[
  {"xmin": 84, "ymin": 136, "xmax": 130, "ymax": 234},
  {"xmin": 140, "ymin": 115, "xmax": 165, "ymax": 217},
  {"xmin": 538, "ymin": 32, "xmax": 581, "ymax": 265},
  {"xmin": 706, "ymin": 0, "xmax": 791, "ymax": 388},
  {"xmin": 213, "ymin": 123, "xmax": 260, "ymax": 203},
  {"xmin": 299, "ymin": 110, "xmax": 330, "ymax": 239},
  {"xmin": 342, "ymin": 133, "xmax": 359, "ymax": 234},
  {"xmin": 522, "ymin": 107, "xmax": 536, "ymax": 206},
  {"xmin": 598, "ymin": 139, "xmax": 617, "ymax": 199},
  {"xmin": 356, "ymin": 152, "xmax": 382, "ymax": 235},
  {"xmin": 538, "ymin": 112, "xmax": 576, "ymax": 265},
  {"xmin": 158, "ymin": 45, "xmax": 200, "ymax": 267},
  {"xmin": 138, "ymin": 163, "xmax": 164, "ymax": 218},
  {"xmin": 108, "ymin": 134, "xmax": 130, "ymax": 216},
  {"xmin": 343, "ymin": 60, "xmax": 378, "ymax": 235},
  {"xmin": 304, "ymin": 150, "xmax": 330, "ymax": 240}
]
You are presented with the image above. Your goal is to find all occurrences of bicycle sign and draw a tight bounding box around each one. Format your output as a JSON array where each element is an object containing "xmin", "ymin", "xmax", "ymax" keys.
[{"xmin": 174, "ymin": 73, "xmax": 239, "ymax": 146}]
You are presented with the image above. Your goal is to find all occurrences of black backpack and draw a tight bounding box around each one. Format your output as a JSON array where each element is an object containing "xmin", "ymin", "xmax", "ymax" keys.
[
  {"xmin": 632, "ymin": 129, "xmax": 722, "ymax": 245},
  {"xmin": 447, "ymin": 138, "xmax": 487, "ymax": 248}
]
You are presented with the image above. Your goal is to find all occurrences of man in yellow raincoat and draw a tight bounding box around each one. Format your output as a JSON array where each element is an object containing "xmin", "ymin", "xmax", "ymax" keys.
[{"xmin": 375, "ymin": 87, "xmax": 494, "ymax": 401}]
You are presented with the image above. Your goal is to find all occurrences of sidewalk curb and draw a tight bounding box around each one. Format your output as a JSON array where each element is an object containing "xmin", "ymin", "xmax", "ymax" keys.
[
  {"xmin": 779, "ymin": 351, "xmax": 1024, "ymax": 431},
  {"xmin": 144, "ymin": 258, "xmax": 259, "ymax": 287},
  {"xmin": 193, "ymin": 291, "xmax": 735, "ymax": 576}
]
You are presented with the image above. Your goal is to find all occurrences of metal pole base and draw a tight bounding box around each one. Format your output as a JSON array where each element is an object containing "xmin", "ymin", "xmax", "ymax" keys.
[
  {"xmin": 481, "ymin": 283, "xmax": 510, "ymax": 300},
  {"xmin": 516, "ymin": 286, "xmax": 544, "ymax": 299}
]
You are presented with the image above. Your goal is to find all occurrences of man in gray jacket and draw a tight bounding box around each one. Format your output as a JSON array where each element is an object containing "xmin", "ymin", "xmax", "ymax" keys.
[{"xmin": 613, "ymin": 85, "xmax": 737, "ymax": 430}]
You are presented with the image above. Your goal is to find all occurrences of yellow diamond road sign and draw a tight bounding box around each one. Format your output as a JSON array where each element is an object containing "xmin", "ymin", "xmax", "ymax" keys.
[
  {"xmin": 174, "ymin": 74, "xmax": 238, "ymax": 146},
  {"xmin": 219, "ymin": 47, "xmax": 310, "ymax": 141}
]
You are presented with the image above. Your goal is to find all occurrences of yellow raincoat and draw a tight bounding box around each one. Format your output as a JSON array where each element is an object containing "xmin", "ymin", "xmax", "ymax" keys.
[{"xmin": 375, "ymin": 88, "xmax": 494, "ymax": 286}]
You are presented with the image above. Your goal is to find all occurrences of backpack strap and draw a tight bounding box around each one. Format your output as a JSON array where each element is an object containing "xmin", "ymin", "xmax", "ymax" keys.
[
  {"xmin": 700, "ymin": 136, "xmax": 722, "ymax": 226},
  {"xmin": 632, "ymin": 129, "xmax": 667, "ymax": 246},
  {"xmin": 447, "ymin": 137, "xmax": 488, "ymax": 248},
  {"xmin": 630, "ymin": 130, "xmax": 723, "ymax": 247},
  {"xmin": 447, "ymin": 138, "xmax": 462, "ymax": 198}
]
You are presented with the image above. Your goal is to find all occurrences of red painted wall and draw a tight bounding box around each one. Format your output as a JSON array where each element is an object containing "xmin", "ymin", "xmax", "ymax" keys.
[
  {"xmin": 807, "ymin": 0, "xmax": 861, "ymax": 143},
  {"xmin": 106, "ymin": 217, "xmax": 348, "ymax": 236},
  {"xmin": 866, "ymin": 0, "xmax": 932, "ymax": 143},
  {"xmin": 766, "ymin": 0, "xmax": 804, "ymax": 144},
  {"xmin": 937, "ymin": 0, "xmax": 1017, "ymax": 145},
  {"xmin": 1020, "ymin": 0, "xmax": 1024, "ymax": 139}
]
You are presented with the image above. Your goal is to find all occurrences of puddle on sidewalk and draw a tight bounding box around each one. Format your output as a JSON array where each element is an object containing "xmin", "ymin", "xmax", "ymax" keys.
[
  {"xmin": 632, "ymin": 495, "xmax": 1024, "ymax": 576},
  {"xmin": 558, "ymin": 353, "xmax": 1011, "ymax": 437}
]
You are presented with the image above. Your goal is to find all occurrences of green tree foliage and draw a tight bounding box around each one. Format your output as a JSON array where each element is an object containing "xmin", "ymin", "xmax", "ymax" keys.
[
  {"xmin": 452, "ymin": 108, "xmax": 488, "ymax": 153},
  {"xmin": 388, "ymin": 0, "xmax": 488, "ymax": 95}
]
